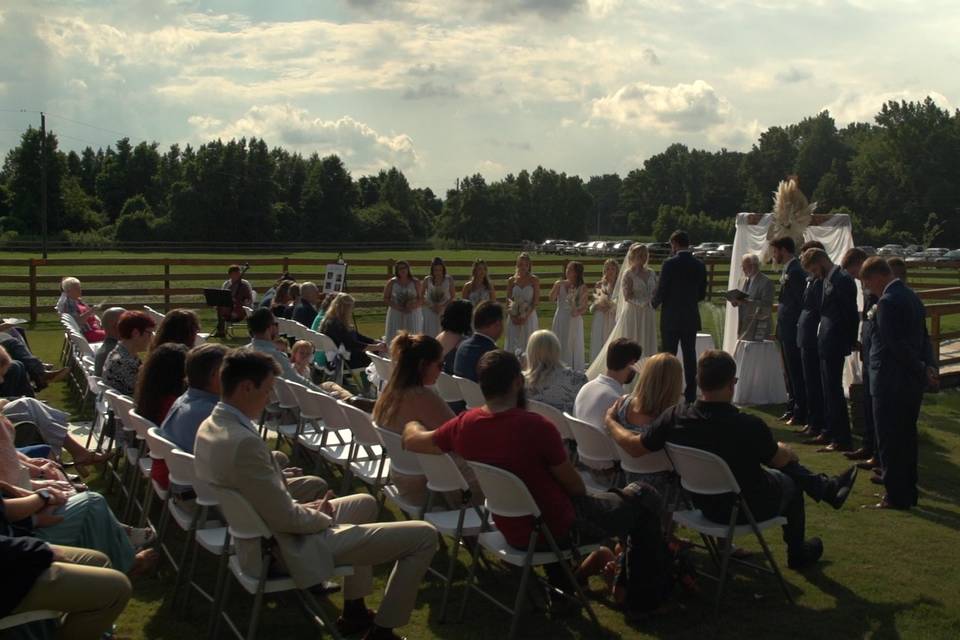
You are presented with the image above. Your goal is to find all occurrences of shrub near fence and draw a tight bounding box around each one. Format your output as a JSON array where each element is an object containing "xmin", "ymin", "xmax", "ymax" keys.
[{"xmin": 5, "ymin": 254, "xmax": 960, "ymax": 369}]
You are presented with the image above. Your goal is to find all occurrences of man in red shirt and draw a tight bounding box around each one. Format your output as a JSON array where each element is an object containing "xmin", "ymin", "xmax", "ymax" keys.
[{"xmin": 404, "ymin": 350, "xmax": 666, "ymax": 610}]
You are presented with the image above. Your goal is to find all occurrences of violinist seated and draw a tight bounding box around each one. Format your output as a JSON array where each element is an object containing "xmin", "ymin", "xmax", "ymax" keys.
[{"xmin": 214, "ymin": 264, "xmax": 253, "ymax": 337}]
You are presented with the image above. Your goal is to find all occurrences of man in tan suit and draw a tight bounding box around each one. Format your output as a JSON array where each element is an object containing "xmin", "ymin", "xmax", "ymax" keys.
[{"xmin": 194, "ymin": 349, "xmax": 437, "ymax": 640}]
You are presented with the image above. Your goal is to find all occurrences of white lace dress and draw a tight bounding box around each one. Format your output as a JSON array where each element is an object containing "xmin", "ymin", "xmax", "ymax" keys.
[
  {"xmin": 586, "ymin": 268, "xmax": 658, "ymax": 380},
  {"xmin": 505, "ymin": 283, "xmax": 539, "ymax": 355},
  {"xmin": 589, "ymin": 281, "xmax": 617, "ymax": 362},
  {"xmin": 422, "ymin": 275, "xmax": 453, "ymax": 338},
  {"xmin": 466, "ymin": 286, "xmax": 491, "ymax": 306},
  {"xmin": 551, "ymin": 282, "xmax": 586, "ymax": 371},
  {"xmin": 385, "ymin": 279, "xmax": 422, "ymax": 344}
]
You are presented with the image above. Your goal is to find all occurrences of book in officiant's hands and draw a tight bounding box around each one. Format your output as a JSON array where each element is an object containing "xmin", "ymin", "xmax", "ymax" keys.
[{"xmin": 723, "ymin": 289, "xmax": 749, "ymax": 303}]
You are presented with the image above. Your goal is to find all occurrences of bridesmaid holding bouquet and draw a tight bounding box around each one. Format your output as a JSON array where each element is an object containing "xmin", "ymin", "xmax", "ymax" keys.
[{"xmin": 550, "ymin": 261, "xmax": 589, "ymax": 371}]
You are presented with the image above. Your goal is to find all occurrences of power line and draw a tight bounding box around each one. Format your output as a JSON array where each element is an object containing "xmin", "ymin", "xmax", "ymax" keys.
[{"xmin": 44, "ymin": 112, "xmax": 130, "ymax": 138}]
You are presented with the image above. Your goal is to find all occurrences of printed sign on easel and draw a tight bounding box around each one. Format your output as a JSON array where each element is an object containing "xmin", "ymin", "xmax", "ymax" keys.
[{"xmin": 323, "ymin": 263, "xmax": 348, "ymax": 294}]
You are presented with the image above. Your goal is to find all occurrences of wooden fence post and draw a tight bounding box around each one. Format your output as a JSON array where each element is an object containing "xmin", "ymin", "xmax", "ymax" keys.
[
  {"xmin": 28, "ymin": 259, "xmax": 37, "ymax": 324},
  {"xmin": 282, "ymin": 256, "xmax": 289, "ymax": 274},
  {"xmin": 931, "ymin": 313, "xmax": 942, "ymax": 365},
  {"xmin": 707, "ymin": 262, "xmax": 715, "ymax": 301},
  {"xmin": 387, "ymin": 259, "xmax": 395, "ymax": 277},
  {"xmin": 163, "ymin": 263, "xmax": 171, "ymax": 312}
]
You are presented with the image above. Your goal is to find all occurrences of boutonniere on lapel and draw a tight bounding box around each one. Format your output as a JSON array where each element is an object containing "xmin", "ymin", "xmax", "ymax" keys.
[
  {"xmin": 823, "ymin": 280, "xmax": 834, "ymax": 297},
  {"xmin": 780, "ymin": 271, "xmax": 788, "ymax": 286},
  {"xmin": 866, "ymin": 306, "xmax": 877, "ymax": 322}
]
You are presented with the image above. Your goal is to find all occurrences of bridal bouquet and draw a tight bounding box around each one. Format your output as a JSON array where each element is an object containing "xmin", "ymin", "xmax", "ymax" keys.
[
  {"xmin": 590, "ymin": 287, "xmax": 614, "ymax": 314},
  {"xmin": 395, "ymin": 289, "xmax": 416, "ymax": 312},
  {"xmin": 565, "ymin": 287, "xmax": 580, "ymax": 310},
  {"xmin": 427, "ymin": 286, "xmax": 447, "ymax": 306},
  {"xmin": 508, "ymin": 299, "xmax": 530, "ymax": 320}
]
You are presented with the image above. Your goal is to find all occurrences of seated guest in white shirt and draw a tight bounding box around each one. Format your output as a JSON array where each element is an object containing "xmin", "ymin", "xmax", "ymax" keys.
[
  {"xmin": 523, "ymin": 330, "xmax": 587, "ymax": 415},
  {"xmin": 573, "ymin": 338, "xmax": 643, "ymax": 427}
]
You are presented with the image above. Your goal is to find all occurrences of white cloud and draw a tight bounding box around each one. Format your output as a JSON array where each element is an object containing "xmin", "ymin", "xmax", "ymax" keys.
[
  {"xmin": 67, "ymin": 78, "xmax": 87, "ymax": 91},
  {"xmin": 824, "ymin": 90, "xmax": 952, "ymax": 124},
  {"xmin": 189, "ymin": 105, "xmax": 418, "ymax": 172},
  {"xmin": 475, "ymin": 159, "xmax": 507, "ymax": 178},
  {"xmin": 589, "ymin": 80, "xmax": 732, "ymax": 132}
]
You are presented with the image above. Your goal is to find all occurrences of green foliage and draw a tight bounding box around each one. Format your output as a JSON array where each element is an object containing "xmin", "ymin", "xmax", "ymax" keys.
[
  {"xmin": 356, "ymin": 202, "xmax": 412, "ymax": 241},
  {"xmin": 651, "ymin": 205, "xmax": 735, "ymax": 243}
]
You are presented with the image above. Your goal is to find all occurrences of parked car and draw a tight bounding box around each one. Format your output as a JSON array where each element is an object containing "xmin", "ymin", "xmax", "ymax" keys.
[
  {"xmin": 708, "ymin": 244, "xmax": 733, "ymax": 259},
  {"xmin": 857, "ymin": 246, "xmax": 877, "ymax": 257},
  {"xmin": 610, "ymin": 240, "xmax": 636, "ymax": 256},
  {"xmin": 878, "ymin": 244, "xmax": 906, "ymax": 256},
  {"xmin": 904, "ymin": 244, "xmax": 923, "ymax": 255},
  {"xmin": 692, "ymin": 242, "xmax": 722, "ymax": 258},
  {"xmin": 585, "ymin": 240, "xmax": 608, "ymax": 255},
  {"xmin": 934, "ymin": 249, "xmax": 960, "ymax": 263},
  {"xmin": 565, "ymin": 241, "xmax": 590, "ymax": 255},
  {"xmin": 538, "ymin": 239, "xmax": 569, "ymax": 254},
  {"xmin": 906, "ymin": 248, "xmax": 949, "ymax": 263},
  {"xmin": 646, "ymin": 242, "xmax": 672, "ymax": 259}
]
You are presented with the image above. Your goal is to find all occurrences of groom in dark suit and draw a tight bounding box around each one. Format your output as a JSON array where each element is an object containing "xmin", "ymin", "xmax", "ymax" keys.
[
  {"xmin": 652, "ymin": 230, "xmax": 707, "ymax": 403},
  {"xmin": 800, "ymin": 248, "xmax": 859, "ymax": 452},
  {"xmin": 859, "ymin": 257, "xmax": 937, "ymax": 509},
  {"xmin": 770, "ymin": 236, "xmax": 807, "ymax": 426}
]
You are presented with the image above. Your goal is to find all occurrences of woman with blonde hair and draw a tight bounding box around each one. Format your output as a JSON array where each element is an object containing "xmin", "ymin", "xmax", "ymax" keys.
[
  {"xmin": 505, "ymin": 252, "xmax": 540, "ymax": 355},
  {"xmin": 586, "ymin": 243, "xmax": 658, "ymax": 381},
  {"xmin": 422, "ymin": 257, "xmax": 456, "ymax": 338},
  {"xmin": 589, "ymin": 258, "xmax": 619, "ymax": 361},
  {"xmin": 523, "ymin": 329, "xmax": 586, "ymax": 414},
  {"xmin": 606, "ymin": 353, "xmax": 685, "ymax": 513},
  {"xmin": 462, "ymin": 258, "xmax": 495, "ymax": 305},
  {"xmin": 383, "ymin": 260, "xmax": 423, "ymax": 343},
  {"xmin": 321, "ymin": 293, "xmax": 385, "ymax": 371},
  {"xmin": 372, "ymin": 333, "xmax": 481, "ymax": 507}
]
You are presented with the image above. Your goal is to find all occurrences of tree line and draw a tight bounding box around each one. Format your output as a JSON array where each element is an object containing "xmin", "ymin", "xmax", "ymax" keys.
[{"xmin": 1, "ymin": 96, "xmax": 958, "ymax": 247}]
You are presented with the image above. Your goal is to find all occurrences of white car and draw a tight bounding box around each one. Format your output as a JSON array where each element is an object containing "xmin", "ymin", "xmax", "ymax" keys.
[{"xmin": 878, "ymin": 244, "xmax": 905, "ymax": 256}]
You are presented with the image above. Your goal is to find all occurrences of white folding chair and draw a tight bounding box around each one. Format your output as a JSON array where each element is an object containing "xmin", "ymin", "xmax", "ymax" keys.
[
  {"xmin": 103, "ymin": 390, "xmax": 136, "ymax": 509},
  {"xmin": 337, "ymin": 401, "xmax": 388, "ymax": 497},
  {"xmin": 125, "ymin": 410, "xmax": 161, "ymax": 527},
  {"xmin": 459, "ymin": 461, "xmax": 599, "ymax": 639},
  {"xmin": 527, "ymin": 400, "xmax": 573, "ymax": 440},
  {"xmin": 415, "ymin": 451, "xmax": 488, "ymax": 621},
  {"xmin": 373, "ymin": 426, "xmax": 427, "ymax": 518},
  {"xmin": 366, "ymin": 351, "xmax": 392, "ymax": 394},
  {"xmin": 452, "ymin": 375, "xmax": 485, "ymax": 409},
  {"xmin": 0, "ymin": 611, "xmax": 62, "ymax": 632},
  {"xmin": 562, "ymin": 412, "xmax": 618, "ymax": 495},
  {"xmin": 268, "ymin": 378, "xmax": 302, "ymax": 449},
  {"xmin": 434, "ymin": 372, "xmax": 463, "ymax": 405},
  {"xmin": 665, "ymin": 443, "xmax": 793, "ymax": 612},
  {"xmin": 208, "ymin": 485, "xmax": 353, "ymax": 640},
  {"xmin": 144, "ymin": 427, "xmax": 176, "ymax": 547}
]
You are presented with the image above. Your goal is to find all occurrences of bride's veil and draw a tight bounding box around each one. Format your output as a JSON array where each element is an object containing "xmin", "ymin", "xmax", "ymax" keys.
[{"xmin": 585, "ymin": 246, "xmax": 637, "ymax": 380}]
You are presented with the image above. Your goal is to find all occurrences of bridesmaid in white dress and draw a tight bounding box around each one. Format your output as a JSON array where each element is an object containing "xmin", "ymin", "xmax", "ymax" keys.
[
  {"xmin": 550, "ymin": 261, "xmax": 589, "ymax": 371},
  {"xmin": 589, "ymin": 258, "xmax": 620, "ymax": 362},
  {"xmin": 383, "ymin": 260, "xmax": 423, "ymax": 344},
  {"xmin": 586, "ymin": 243, "xmax": 658, "ymax": 380},
  {"xmin": 422, "ymin": 257, "xmax": 456, "ymax": 337},
  {"xmin": 462, "ymin": 258, "xmax": 496, "ymax": 305},
  {"xmin": 505, "ymin": 252, "xmax": 540, "ymax": 355}
]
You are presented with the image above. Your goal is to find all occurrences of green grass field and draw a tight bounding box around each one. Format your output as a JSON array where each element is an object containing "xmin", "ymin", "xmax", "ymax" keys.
[{"xmin": 25, "ymin": 329, "xmax": 960, "ymax": 639}]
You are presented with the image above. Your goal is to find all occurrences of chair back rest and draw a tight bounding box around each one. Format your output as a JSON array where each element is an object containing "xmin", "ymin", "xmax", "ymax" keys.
[
  {"xmin": 528, "ymin": 400, "xmax": 573, "ymax": 440},
  {"xmin": 285, "ymin": 382, "xmax": 320, "ymax": 420},
  {"xmin": 367, "ymin": 352, "xmax": 392, "ymax": 384},
  {"xmin": 665, "ymin": 443, "xmax": 741, "ymax": 495},
  {"xmin": 434, "ymin": 372, "xmax": 463, "ymax": 403},
  {"xmin": 374, "ymin": 426, "xmax": 422, "ymax": 476},
  {"xmin": 273, "ymin": 377, "xmax": 300, "ymax": 411},
  {"xmin": 210, "ymin": 485, "xmax": 274, "ymax": 541},
  {"xmin": 60, "ymin": 313, "xmax": 83, "ymax": 335},
  {"xmin": 417, "ymin": 451, "xmax": 470, "ymax": 493},
  {"xmin": 308, "ymin": 331, "xmax": 340, "ymax": 362},
  {"xmin": 338, "ymin": 401, "xmax": 380, "ymax": 448},
  {"xmin": 313, "ymin": 390, "xmax": 348, "ymax": 431},
  {"xmin": 615, "ymin": 441, "xmax": 674, "ymax": 474},
  {"xmin": 562, "ymin": 412, "xmax": 616, "ymax": 469},
  {"xmin": 126, "ymin": 410, "xmax": 159, "ymax": 441},
  {"xmin": 142, "ymin": 306, "xmax": 165, "ymax": 323},
  {"xmin": 164, "ymin": 448, "xmax": 196, "ymax": 489},
  {"xmin": 467, "ymin": 461, "xmax": 540, "ymax": 518},
  {"xmin": 145, "ymin": 427, "xmax": 176, "ymax": 462},
  {"xmin": 69, "ymin": 333, "xmax": 96, "ymax": 360},
  {"xmin": 103, "ymin": 390, "xmax": 134, "ymax": 431},
  {"xmin": 452, "ymin": 375, "xmax": 485, "ymax": 409}
]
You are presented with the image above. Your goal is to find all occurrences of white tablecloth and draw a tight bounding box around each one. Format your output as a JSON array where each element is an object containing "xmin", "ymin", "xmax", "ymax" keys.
[
  {"xmin": 731, "ymin": 339, "xmax": 788, "ymax": 406},
  {"xmin": 678, "ymin": 333, "xmax": 716, "ymax": 377}
]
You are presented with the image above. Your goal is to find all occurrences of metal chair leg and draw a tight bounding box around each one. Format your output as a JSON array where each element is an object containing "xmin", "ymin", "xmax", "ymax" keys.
[
  {"xmin": 508, "ymin": 532, "xmax": 539, "ymax": 640},
  {"xmin": 714, "ymin": 506, "xmax": 739, "ymax": 615}
]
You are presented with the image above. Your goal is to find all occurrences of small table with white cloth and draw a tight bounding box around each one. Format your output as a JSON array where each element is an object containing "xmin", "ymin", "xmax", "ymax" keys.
[{"xmin": 731, "ymin": 339, "xmax": 788, "ymax": 406}]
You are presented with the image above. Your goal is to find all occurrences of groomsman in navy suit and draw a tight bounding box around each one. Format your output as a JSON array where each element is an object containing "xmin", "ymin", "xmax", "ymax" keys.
[
  {"xmin": 797, "ymin": 241, "xmax": 827, "ymax": 440},
  {"xmin": 859, "ymin": 257, "xmax": 937, "ymax": 509},
  {"xmin": 800, "ymin": 248, "xmax": 859, "ymax": 452},
  {"xmin": 770, "ymin": 237, "xmax": 807, "ymax": 425}
]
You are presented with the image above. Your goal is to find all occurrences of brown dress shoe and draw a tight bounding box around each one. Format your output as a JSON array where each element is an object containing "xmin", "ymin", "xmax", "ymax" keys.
[
  {"xmin": 843, "ymin": 448, "xmax": 872, "ymax": 461},
  {"xmin": 804, "ymin": 435, "xmax": 830, "ymax": 446},
  {"xmin": 856, "ymin": 457, "xmax": 880, "ymax": 470},
  {"xmin": 818, "ymin": 443, "xmax": 853, "ymax": 453}
]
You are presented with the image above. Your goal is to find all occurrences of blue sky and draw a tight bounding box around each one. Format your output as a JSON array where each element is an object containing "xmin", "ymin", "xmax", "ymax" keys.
[{"xmin": 1, "ymin": 0, "xmax": 956, "ymax": 192}]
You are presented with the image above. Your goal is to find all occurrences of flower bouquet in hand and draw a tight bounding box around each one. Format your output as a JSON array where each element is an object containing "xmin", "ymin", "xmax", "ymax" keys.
[
  {"xmin": 566, "ymin": 286, "xmax": 582, "ymax": 316},
  {"xmin": 427, "ymin": 286, "xmax": 447, "ymax": 312},
  {"xmin": 508, "ymin": 299, "xmax": 530, "ymax": 325},
  {"xmin": 394, "ymin": 289, "xmax": 416, "ymax": 313},
  {"xmin": 590, "ymin": 287, "xmax": 614, "ymax": 314}
]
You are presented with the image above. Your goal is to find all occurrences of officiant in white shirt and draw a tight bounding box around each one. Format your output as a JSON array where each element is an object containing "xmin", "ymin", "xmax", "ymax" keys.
[{"xmin": 732, "ymin": 253, "xmax": 774, "ymax": 341}]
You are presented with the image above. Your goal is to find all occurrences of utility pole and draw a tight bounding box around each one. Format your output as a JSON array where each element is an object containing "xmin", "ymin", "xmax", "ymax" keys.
[{"xmin": 39, "ymin": 112, "xmax": 48, "ymax": 259}]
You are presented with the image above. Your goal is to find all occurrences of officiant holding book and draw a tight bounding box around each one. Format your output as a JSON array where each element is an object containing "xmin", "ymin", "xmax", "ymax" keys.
[{"xmin": 730, "ymin": 253, "xmax": 774, "ymax": 341}]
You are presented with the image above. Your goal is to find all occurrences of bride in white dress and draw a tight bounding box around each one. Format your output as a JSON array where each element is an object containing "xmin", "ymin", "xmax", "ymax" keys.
[
  {"xmin": 550, "ymin": 261, "xmax": 589, "ymax": 371},
  {"xmin": 586, "ymin": 243, "xmax": 658, "ymax": 380},
  {"xmin": 589, "ymin": 258, "xmax": 619, "ymax": 362},
  {"xmin": 505, "ymin": 252, "xmax": 540, "ymax": 355}
]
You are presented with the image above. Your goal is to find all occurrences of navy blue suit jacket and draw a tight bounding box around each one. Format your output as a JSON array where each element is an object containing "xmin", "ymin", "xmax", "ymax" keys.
[
  {"xmin": 796, "ymin": 277, "xmax": 822, "ymax": 349},
  {"xmin": 869, "ymin": 280, "xmax": 928, "ymax": 397},
  {"xmin": 652, "ymin": 251, "xmax": 707, "ymax": 334},
  {"xmin": 817, "ymin": 267, "xmax": 859, "ymax": 357},
  {"xmin": 776, "ymin": 257, "xmax": 806, "ymax": 342},
  {"xmin": 292, "ymin": 299, "xmax": 318, "ymax": 327},
  {"xmin": 453, "ymin": 333, "xmax": 497, "ymax": 382}
]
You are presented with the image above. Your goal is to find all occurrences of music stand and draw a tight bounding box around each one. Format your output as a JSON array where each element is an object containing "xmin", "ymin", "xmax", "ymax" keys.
[{"xmin": 203, "ymin": 288, "xmax": 233, "ymax": 308}]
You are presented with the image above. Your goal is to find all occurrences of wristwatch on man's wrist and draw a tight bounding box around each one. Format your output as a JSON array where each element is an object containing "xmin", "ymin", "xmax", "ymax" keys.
[{"xmin": 36, "ymin": 489, "xmax": 53, "ymax": 506}]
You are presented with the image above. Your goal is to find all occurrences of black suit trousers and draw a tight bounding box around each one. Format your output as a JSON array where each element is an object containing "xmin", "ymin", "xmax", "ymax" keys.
[
  {"xmin": 662, "ymin": 327, "xmax": 697, "ymax": 403},
  {"xmin": 780, "ymin": 337, "xmax": 805, "ymax": 421},
  {"xmin": 820, "ymin": 353, "xmax": 851, "ymax": 447},
  {"xmin": 874, "ymin": 389, "xmax": 921, "ymax": 508},
  {"xmin": 801, "ymin": 347, "xmax": 825, "ymax": 432}
]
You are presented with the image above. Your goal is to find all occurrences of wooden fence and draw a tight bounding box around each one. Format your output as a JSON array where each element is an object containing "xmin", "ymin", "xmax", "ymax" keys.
[{"xmin": 5, "ymin": 254, "xmax": 960, "ymax": 370}]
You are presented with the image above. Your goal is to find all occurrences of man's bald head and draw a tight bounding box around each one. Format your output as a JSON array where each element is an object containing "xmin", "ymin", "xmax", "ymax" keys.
[{"xmin": 102, "ymin": 307, "xmax": 126, "ymax": 338}]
